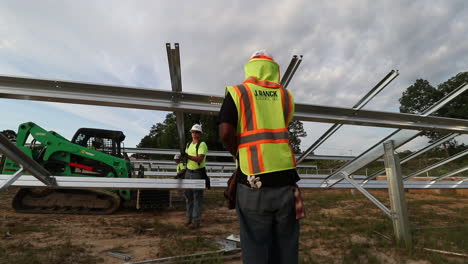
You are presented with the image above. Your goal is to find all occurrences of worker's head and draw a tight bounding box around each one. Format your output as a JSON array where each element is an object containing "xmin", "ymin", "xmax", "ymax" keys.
[
  {"xmin": 245, "ymin": 49, "xmax": 280, "ymax": 83},
  {"xmin": 174, "ymin": 154, "xmax": 181, "ymax": 163},
  {"xmin": 190, "ymin": 124, "xmax": 203, "ymax": 141}
]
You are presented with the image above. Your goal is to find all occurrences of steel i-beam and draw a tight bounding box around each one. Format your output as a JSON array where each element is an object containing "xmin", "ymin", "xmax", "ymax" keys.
[
  {"xmin": 166, "ymin": 43, "xmax": 186, "ymax": 154},
  {"xmin": 283, "ymin": 55, "xmax": 303, "ymax": 88},
  {"xmin": 281, "ymin": 55, "xmax": 298, "ymax": 87},
  {"xmin": 323, "ymin": 82, "xmax": 468, "ymax": 187},
  {"xmin": 0, "ymin": 76, "xmax": 468, "ymax": 133},
  {"xmin": 383, "ymin": 140, "xmax": 411, "ymax": 248},
  {"xmin": 297, "ymin": 70, "xmax": 399, "ymax": 164}
]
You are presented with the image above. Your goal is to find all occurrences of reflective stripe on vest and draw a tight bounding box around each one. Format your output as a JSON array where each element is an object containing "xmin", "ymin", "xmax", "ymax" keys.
[
  {"xmin": 227, "ymin": 83, "xmax": 296, "ymax": 175},
  {"xmin": 244, "ymin": 76, "xmax": 281, "ymax": 88},
  {"xmin": 238, "ymin": 128, "xmax": 289, "ymax": 147}
]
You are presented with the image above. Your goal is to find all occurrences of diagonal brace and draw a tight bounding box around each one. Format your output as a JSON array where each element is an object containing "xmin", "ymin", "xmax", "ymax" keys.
[{"xmin": 0, "ymin": 167, "xmax": 25, "ymax": 191}]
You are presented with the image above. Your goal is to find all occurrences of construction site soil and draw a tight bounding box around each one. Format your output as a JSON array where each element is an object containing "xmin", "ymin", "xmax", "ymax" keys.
[{"xmin": 0, "ymin": 188, "xmax": 467, "ymax": 264}]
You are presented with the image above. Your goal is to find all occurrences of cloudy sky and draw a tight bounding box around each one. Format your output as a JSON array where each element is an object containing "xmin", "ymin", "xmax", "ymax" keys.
[{"xmin": 0, "ymin": 1, "xmax": 467, "ymax": 155}]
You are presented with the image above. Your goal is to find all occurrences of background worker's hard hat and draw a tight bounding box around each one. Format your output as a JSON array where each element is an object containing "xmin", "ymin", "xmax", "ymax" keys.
[
  {"xmin": 174, "ymin": 154, "xmax": 181, "ymax": 160},
  {"xmin": 190, "ymin": 124, "xmax": 203, "ymax": 134},
  {"xmin": 250, "ymin": 49, "xmax": 274, "ymax": 61}
]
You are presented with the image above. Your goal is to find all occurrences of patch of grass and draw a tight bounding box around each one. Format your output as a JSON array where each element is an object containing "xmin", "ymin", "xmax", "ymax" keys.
[
  {"xmin": 203, "ymin": 190, "xmax": 226, "ymax": 209},
  {"xmin": 123, "ymin": 219, "xmax": 183, "ymax": 238},
  {"xmin": 0, "ymin": 240, "xmax": 102, "ymax": 264},
  {"xmin": 408, "ymin": 199, "xmax": 458, "ymax": 207},
  {"xmin": 150, "ymin": 220, "xmax": 184, "ymax": 238},
  {"xmin": 0, "ymin": 223, "xmax": 53, "ymax": 235},
  {"xmin": 413, "ymin": 226, "xmax": 468, "ymax": 253},
  {"xmin": 342, "ymin": 243, "xmax": 380, "ymax": 264}
]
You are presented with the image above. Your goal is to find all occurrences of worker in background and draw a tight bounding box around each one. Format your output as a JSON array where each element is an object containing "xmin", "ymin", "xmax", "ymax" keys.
[
  {"xmin": 218, "ymin": 50, "xmax": 302, "ymax": 264},
  {"xmin": 174, "ymin": 154, "xmax": 186, "ymax": 179},
  {"xmin": 91, "ymin": 138, "xmax": 103, "ymax": 150},
  {"xmin": 183, "ymin": 124, "xmax": 208, "ymax": 228}
]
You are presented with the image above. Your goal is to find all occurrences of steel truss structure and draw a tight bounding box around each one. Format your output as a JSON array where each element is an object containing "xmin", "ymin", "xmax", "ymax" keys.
[{"xmin": 0, "ymin": 43, "xmax": 467, "ymax": 246}]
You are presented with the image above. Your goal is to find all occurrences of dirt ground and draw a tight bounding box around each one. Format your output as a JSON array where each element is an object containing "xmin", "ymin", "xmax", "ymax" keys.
[{"xmin": 0, "ymin": 188, "xmax": 467, "ymax": 264}]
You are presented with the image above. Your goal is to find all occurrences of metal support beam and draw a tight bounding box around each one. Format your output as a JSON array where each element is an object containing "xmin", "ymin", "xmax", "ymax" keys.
[
  {"xmin": 3, "ymin": 174, "xmax": 467, "ymax": 189},
  {"xmin": 282, "ymin": 55, "xmax": 303, "ymax": 88},
  {"xmin": 1, "ymin": 76, "xmax": 468, "ymax": 133},
  {"xmin": 434, "ymin": 165, "xmax": 468, "ymax": 181},
  {"xmin": 0, "ymin": 175, "xmax": 204, "ymax": 189},
  {"xmin": 343, "ymin": 173, "xmax": 392, "ymax": 217},
  {"xmin": 404, "ymin": 148, "xmax": 468, "ymax": 180},
  {"xmin": 0, "ymin": 133, "xmax": 56, "ymax": 186},
  {"xmin": 383, "ymin": 141, "xmax": 411, "ymax": 248},
  {"xmin": 322, "ymin": 82, "xmax": 468, "ymax": 187},
  {"xmin": 362, "ymin": 133, "xmax": 459, "ymax": 184},
  {"xmin": 166, "ymin": 43, "xmax": 186, "ymax": 154},
  {"xmin": 281, "ymin": 55, "xmax": 298, "ymax": 87},
  {"xmin": 297, "ymin": 70, "xmax": 399, "ymax": 164},
  {"xmin": 0, "ymin": 167, "xmax": 24, "ymax": 191},
  {"xmin": 124, "ymin": 147, "xmax": 370, "ymax": 161}
]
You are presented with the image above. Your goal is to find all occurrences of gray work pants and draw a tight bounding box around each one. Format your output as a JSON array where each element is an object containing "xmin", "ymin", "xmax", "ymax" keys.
[
  {"xmin": 184, "ymin": 169, "xmax": 204, "ymax": 222},
  {"xmin": 236, "ymin": 183, "xmax": 299, "ymax": 264}
]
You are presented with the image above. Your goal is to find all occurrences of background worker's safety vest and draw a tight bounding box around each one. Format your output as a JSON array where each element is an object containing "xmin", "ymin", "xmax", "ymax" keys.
[{"xmin": 226, "ymin": 58, "xmax": 296, "ymax": 175}]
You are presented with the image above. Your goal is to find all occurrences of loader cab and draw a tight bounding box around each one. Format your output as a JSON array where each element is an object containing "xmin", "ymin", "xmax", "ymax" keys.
[{"xmin": 71, "ymin": 128, "xmax": 126, "ymax": 158}]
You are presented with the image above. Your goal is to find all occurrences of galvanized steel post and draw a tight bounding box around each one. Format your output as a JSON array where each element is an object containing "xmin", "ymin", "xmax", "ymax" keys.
[{"xmin": 383, "ymin": 140, "xmax": 411, "ymax": 249}]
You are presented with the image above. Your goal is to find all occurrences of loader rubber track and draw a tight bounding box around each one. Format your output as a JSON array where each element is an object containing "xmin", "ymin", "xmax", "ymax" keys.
[{"xmin": 12, "ymin": 188, "xmax": 121, "ymax": 215}]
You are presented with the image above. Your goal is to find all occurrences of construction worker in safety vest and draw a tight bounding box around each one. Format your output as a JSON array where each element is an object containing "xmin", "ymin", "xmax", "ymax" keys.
[
  {"xmin": 174, "ymin": 154, "xmax": 186, "ymax": 179},
  {"xmin": 183, "ymin": 124, "xmax": 208, "ymax": 228},
  {"xmin": 218, "ymin": 50, "xmax": 302, "ymax": 264}
]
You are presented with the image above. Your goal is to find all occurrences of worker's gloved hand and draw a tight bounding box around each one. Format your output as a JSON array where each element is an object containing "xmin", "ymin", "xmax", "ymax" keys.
[{"xmin": 180, "ymin": 153, "xmax": 188, "ymax": 160}]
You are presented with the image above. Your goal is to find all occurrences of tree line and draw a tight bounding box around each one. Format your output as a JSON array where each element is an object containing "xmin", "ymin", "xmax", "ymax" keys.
[{"xmin": 137, "ymin": 113, "xmax": 307, "ymax": 158}]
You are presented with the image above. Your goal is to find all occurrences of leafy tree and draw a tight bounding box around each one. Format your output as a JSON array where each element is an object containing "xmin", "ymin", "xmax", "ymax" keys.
[
  {"xmin": 399, "ymin": 79, "xmax": 441, "ymax": 114},
  {"xmin": 400, "ymin": 72, "xmax": 468, "ymax": 122},
  {"xmin": 137, "ymin": 113, "xmax": 222, "ymax": 154},
  {"xmin": 399, "ymin": 72, "xmax": 468, "ymax": 154},
  {"xmin": 288, "ymin": 120, "xmax": 307, "ymax": 153}
]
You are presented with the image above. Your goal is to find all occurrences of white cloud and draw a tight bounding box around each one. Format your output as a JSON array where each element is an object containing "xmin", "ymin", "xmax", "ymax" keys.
[{"xmin": 0, "ymin": 0, "xmax": 467, "ymax": 155}]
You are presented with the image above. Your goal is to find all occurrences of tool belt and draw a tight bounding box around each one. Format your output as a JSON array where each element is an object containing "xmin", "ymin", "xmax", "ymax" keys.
[{"xmin": 237, "ymin": 169, "xmax": 299, "ymax": 188}]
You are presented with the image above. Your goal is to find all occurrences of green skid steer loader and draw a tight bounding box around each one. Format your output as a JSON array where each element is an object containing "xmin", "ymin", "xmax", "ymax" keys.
[{"xmin": 1, "ymin": 122, "xmax": 169, "ymax": 214}]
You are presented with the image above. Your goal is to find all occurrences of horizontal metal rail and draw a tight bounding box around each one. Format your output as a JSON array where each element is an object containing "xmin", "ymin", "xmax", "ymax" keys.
[
  {"xmin": 126, "ymin": 148, "xmax": 364, "ymax": 161},
  {"xmin": 1, "ymin": 75, "xmax": 468, "ymax": 133},
  {"xmin": 404, "ymin": 149, "xmax": 468, "ymax": 180},
  {"xmin": 434, "ymin": 165, "xmax": 468, "ymax": 181},
  {"xmin": 361, "ymin": 133, "xmax": 459, "ymax": 184},
  {"xmin": 2, "ymin": 175, "xmax": 466, "ymax": 189},
  {"xmin": 132, "ymin": 160, "xmax": 318, "ymax": 169},
  {"xmin": 323, "ymin": 82, "xmax": 468, "ymax": 187},
  {"xmin": 141, "ymin": 171, "xmax": 362, "ymax": 179},
  {"xmin": 0, "ymin": 175, "xmax": 205, "ymax": 189}
]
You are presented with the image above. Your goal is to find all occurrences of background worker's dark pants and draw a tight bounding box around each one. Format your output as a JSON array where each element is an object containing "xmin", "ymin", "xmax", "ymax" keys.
[
  {"xmin": 184, "ymin": 170, "xmax": 204, "ymax": 222},
  {"xmin": 236, "ymin": 183, "xmax": 299, "ymax": 264}
]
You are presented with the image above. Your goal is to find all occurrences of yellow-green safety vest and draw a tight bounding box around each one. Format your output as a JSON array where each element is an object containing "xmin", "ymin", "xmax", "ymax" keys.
[{"xmin": 225, "ymin": 57, "xmax": 296, "ymax": 175}]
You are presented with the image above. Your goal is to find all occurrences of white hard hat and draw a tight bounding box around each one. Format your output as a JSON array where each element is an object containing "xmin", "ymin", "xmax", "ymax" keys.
[
  {"xmin": 190, "ymin": 124, "xmax": 203, "ymax": 133},
  {"xmin": 174, "ymin": 154, "xmax": 181, "ymax": 160},
  {"xmin": 250, "ymin": 49, "xmax": 274, "ymax": 60}
]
